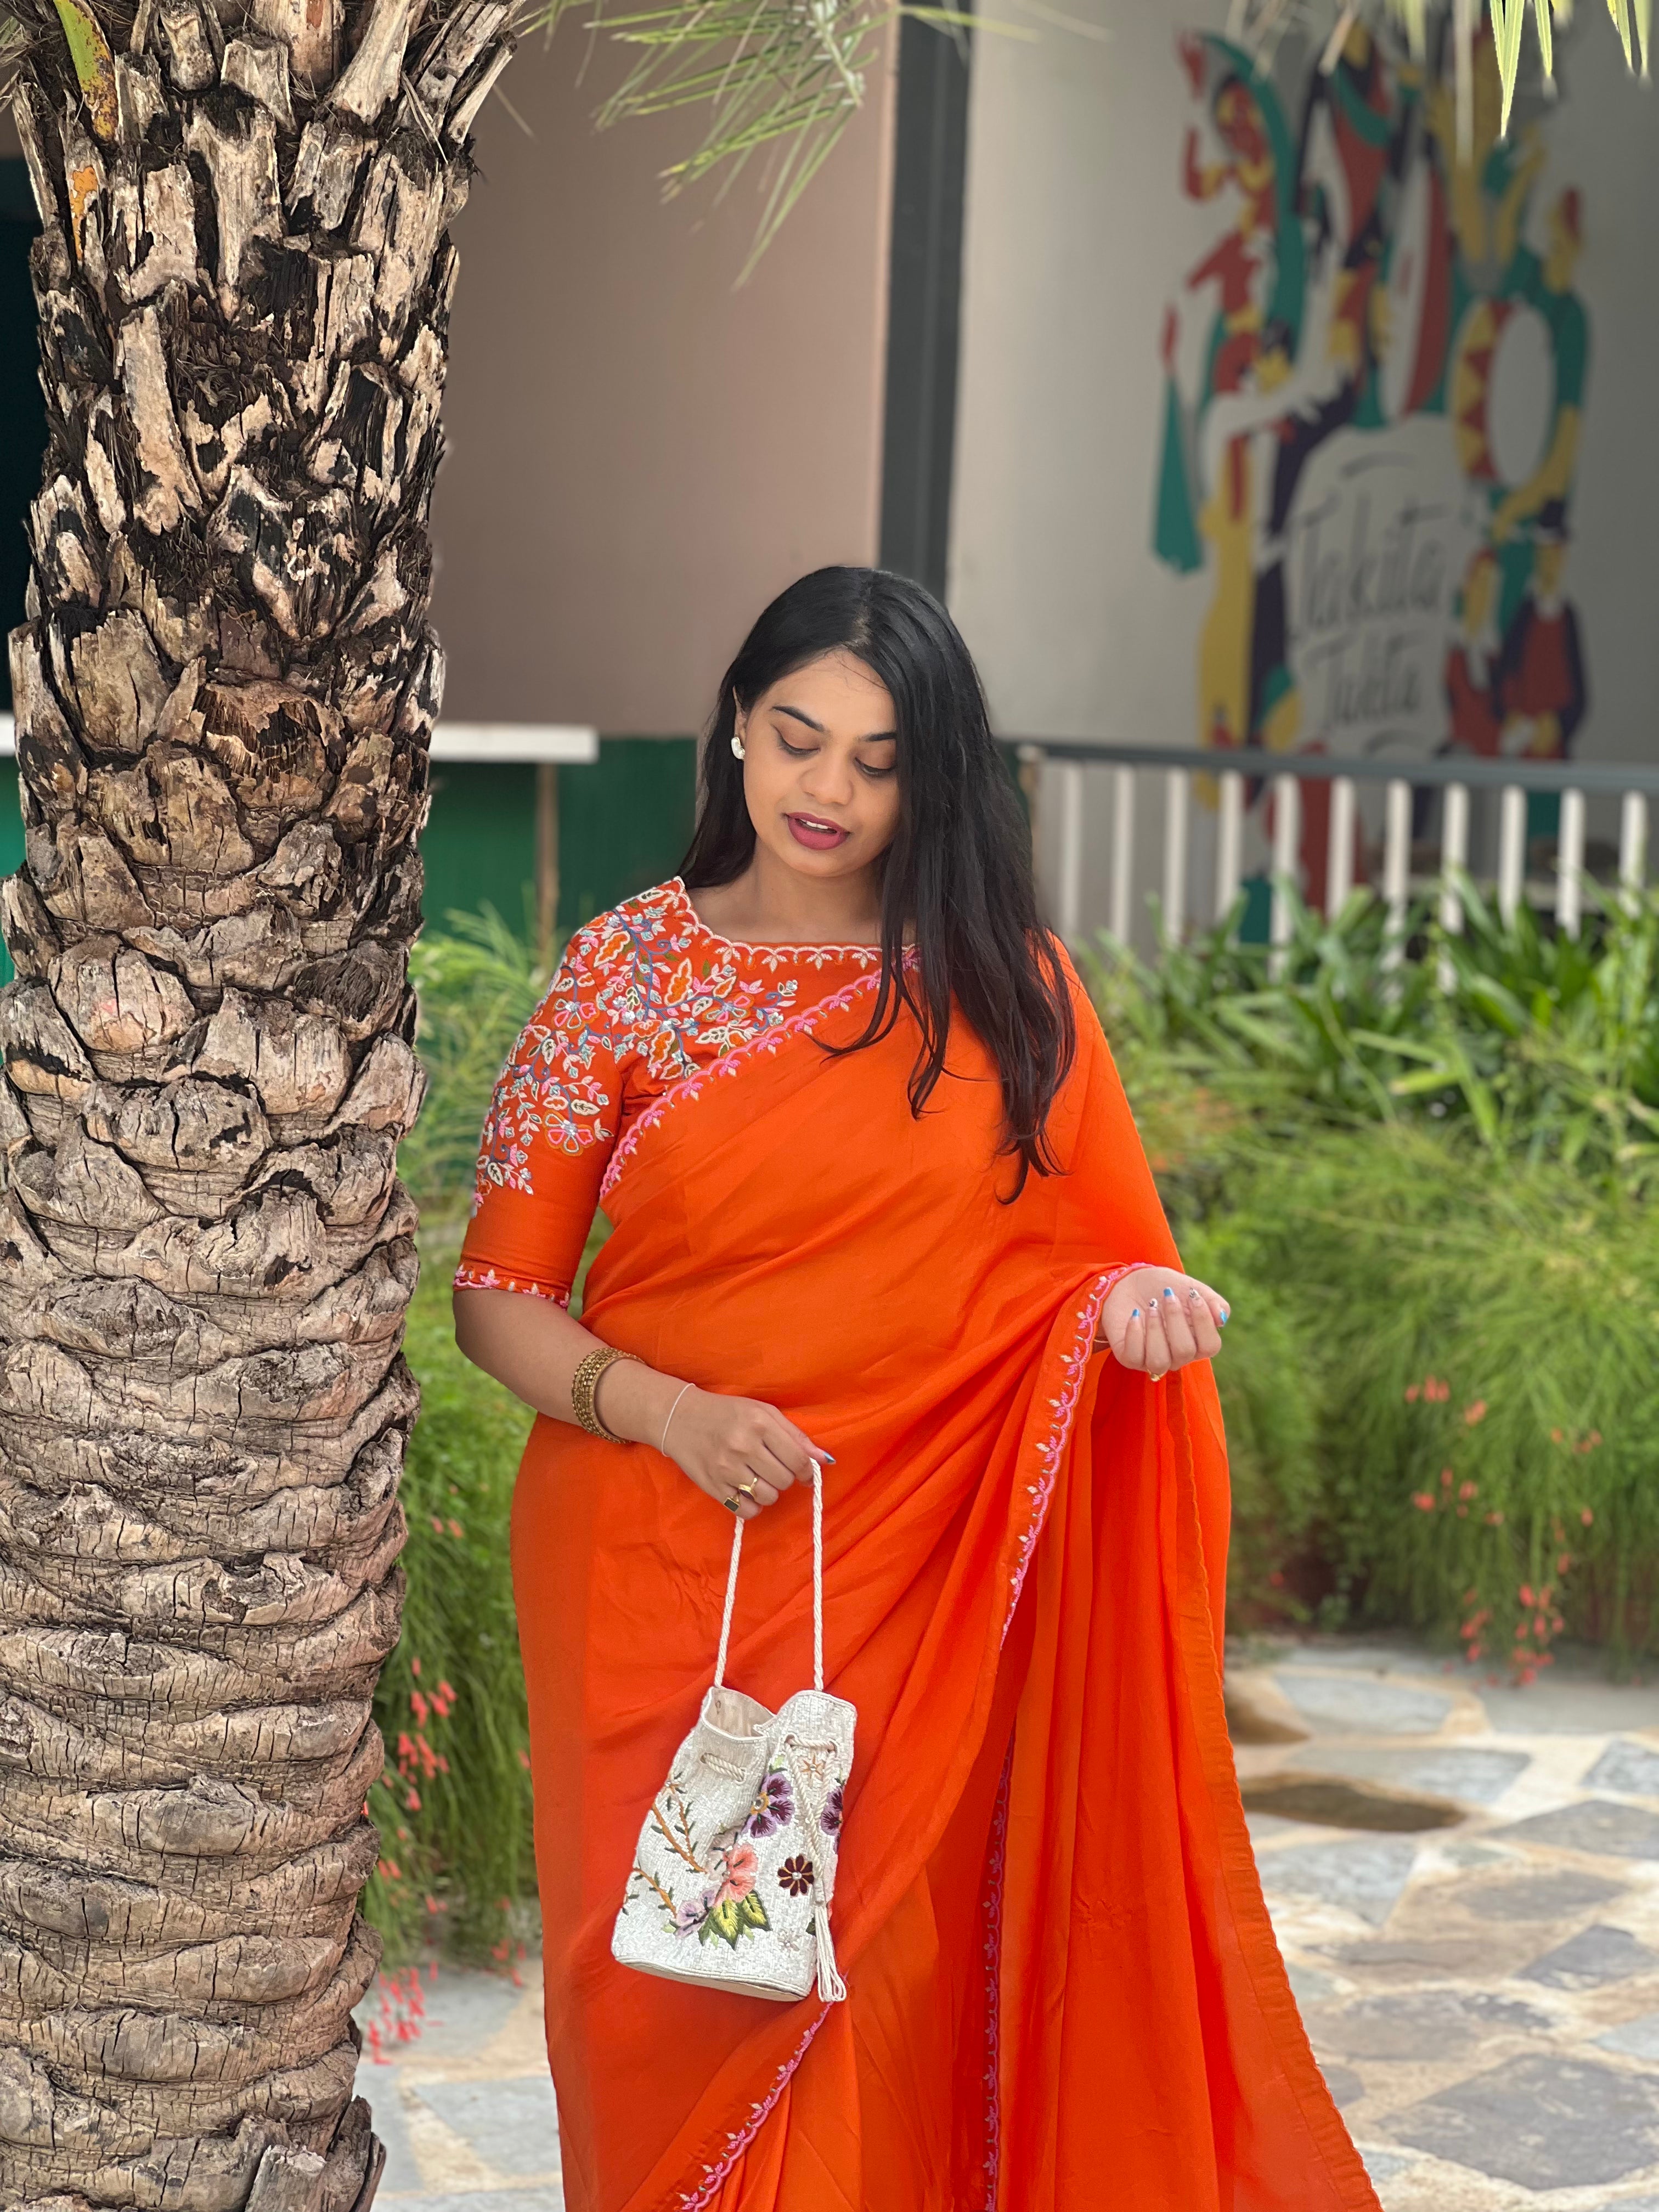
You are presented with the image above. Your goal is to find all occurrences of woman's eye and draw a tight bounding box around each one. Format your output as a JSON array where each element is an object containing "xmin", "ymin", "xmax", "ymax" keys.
[
  {"xmin": 776, "ymin": 734, "xmax": 814, "ymax": 759},
  {"xmin": 857, "ymin": 759, "xmax": 896, "ymax": 780}
]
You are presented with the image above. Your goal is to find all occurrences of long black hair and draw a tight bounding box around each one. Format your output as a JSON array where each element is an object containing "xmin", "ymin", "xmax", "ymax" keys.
[{"xmin": 679, "ymin": 566, "xmax": 1076, "ymax": 1192}]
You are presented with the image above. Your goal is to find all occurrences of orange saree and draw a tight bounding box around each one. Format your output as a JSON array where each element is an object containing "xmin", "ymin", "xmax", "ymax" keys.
[{"xmin": 459, "ymin": 889, "xmax": 1380, "ymax": 2212}]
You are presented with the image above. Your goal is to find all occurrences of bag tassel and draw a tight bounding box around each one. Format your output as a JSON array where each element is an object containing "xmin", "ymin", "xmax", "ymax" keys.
[{"xmin": 813, "ymin": 1897, "xmax": 848, "ymax": 2003}]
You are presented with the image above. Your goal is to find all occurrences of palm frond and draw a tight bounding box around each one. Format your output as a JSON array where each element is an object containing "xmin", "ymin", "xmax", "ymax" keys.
[
  {"xmin": 1234, "ymin": 0, "xmax": 1642, "ymax": 162},
  {"xmin": 534, "ymin": 0, "xmax": 927, "ymax": 274}
]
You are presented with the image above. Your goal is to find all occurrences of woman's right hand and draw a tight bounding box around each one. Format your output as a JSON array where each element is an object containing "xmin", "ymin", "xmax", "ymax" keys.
[{"xmin": 658, "ymin": 1386, "xmax": 832, "ymax": 1521}]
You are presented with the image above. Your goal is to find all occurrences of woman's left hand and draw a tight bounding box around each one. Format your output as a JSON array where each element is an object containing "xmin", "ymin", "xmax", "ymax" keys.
[{"xmin": 1098, "ymin": 1267, "xmax": 1228, "ymax": 1379}]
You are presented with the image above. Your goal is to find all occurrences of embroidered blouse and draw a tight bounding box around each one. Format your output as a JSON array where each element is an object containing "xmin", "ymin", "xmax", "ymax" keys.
[{"xmin": 454, "ymin": 878, "xmax": 884, "ymax": 1307}]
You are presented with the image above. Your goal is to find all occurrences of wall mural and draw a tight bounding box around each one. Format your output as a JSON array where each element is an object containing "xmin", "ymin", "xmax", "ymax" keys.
[{"xmin": 1153, "ymin": 19, "xmax": 1589, "ymax": 901}]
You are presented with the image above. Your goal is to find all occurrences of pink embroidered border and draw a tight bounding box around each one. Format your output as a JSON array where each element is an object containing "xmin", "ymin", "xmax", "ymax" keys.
[
  {"xmin": 676, "ymin": 2012, "xmax": 829, "ymax": 2210},
  {"xmin": 1003, "ymin": 1261, "xmax": 1154, "ymax": 1638},
  {"xmin": 979, "ymin": 1736, "xmax": 1013, "ymax": 2211},
  {"xmin": 600, "ymin": 969, "xmax": 884, "ymax": 1207},
  {"xmin": 451, "ymin": 1261, "xmax": 571, "ymax": 1306}
]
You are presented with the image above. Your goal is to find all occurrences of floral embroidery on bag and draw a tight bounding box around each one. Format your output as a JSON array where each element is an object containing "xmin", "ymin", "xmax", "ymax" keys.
[
  {"xmin": 744, "ymin": 1771, "xmax": 794, "ymax": 1838},
  {"xmin": 628, "ymin": 1779, "xmax": 782, "ymax": 1953},
  {"xmin": 777, "ymin": 1855, "xmax": 815, "ymax": 1897},
  {"xmin": 624, "ymin": 1748, "xmax": 845, "ymax": 1955}
]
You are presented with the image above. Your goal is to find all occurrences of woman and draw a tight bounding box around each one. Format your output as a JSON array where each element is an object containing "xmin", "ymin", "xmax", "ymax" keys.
[{"xmin": 453, "ymin": 568, "xmax": 1379, "ymax": 2212}]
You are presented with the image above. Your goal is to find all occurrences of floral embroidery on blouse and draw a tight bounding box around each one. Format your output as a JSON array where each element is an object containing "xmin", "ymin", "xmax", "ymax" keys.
[
  {"xmin": 471, "ymin": 881, "xmax": 880, "ymax": 1209},
  {"xmin": 450, "ymin": 1261, "xmax": 569, "ymax": 1305}
]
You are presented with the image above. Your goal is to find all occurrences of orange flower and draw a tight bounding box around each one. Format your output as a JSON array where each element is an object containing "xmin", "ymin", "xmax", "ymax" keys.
[
  {"xmin": 1464, "ymin": 1401, "xmax": 1488, "ymax": 1426},
  {"xmin": 1412, "ymin": 1492, "xmax": 1435, "ymax": 1512}
]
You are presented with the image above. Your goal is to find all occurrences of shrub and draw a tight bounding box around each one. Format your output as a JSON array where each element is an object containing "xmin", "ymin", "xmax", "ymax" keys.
[
  {"xmin": 1093, "ymin": 881, "xmax": 1659, "ymax": 1198},
  {"xmin": 1090, "ymin": 891, "xmax": 1659, "ymax": 1667},
  {"xmin": 365, "ymin": 1227, "xmax": 535, "ymax": 1964},
  {"xmin": 402, "ymin": 907, "xmax": 551, "ymax": 1217}
]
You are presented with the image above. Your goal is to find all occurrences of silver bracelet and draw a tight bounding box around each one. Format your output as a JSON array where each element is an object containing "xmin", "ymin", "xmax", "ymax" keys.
[{"xmin": 659, "ymin": 1382, "xmax": 694, "ymax": 1456}]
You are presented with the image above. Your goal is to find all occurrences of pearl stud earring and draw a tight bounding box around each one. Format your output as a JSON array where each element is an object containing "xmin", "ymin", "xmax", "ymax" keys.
[{"xmin": 730, "ymin": 732, "xmax": 746, "ymax": 760}]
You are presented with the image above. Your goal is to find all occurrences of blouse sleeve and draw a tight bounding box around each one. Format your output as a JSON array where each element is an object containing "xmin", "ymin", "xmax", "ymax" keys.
[{"xmin": 454, "ymin": 928, "xmax": 623, "ymax": 1307}]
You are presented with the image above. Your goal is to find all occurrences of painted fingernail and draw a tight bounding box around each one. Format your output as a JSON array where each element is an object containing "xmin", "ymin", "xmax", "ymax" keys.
[
  {"xmin": 1162, "ymin": 1286, "xmax": 1176, "ymax": 1298},
  {"xmin": 1130, "ymin": 1307, "xmax": 1141, "ymax": 1320},
  {"xmin": 1220, "ymin": 1306, "xmax": 1231, "ymax": 1324},
  {"xmin": 820, "ymin": 1453, "xmax": 837, "ymax": 1465}
]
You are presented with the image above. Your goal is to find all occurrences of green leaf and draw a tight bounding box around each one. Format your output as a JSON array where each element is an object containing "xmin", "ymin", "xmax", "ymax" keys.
[
  {"xmin": 52, "ymin": 0, "xmax": 119, "ymax": 140},
  {"xmin": 699, "ymin": 1899, "xmax": 741, "ymax": 1946},
  {"xmin": 697, "ymin": 1888, "xmax": 769, "ymax": 1945}
]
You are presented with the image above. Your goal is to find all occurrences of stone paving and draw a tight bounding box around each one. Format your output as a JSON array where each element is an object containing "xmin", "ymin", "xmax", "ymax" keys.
[{"xmin": 359, "ymin": 1634, "xmax": 1659, "ymax": 2208}]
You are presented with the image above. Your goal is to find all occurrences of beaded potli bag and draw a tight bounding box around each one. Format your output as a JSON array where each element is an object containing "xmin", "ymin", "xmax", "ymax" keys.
[{"xmin": 611, "ymin": 1462, "xmax": 855, "ymax": 2003}]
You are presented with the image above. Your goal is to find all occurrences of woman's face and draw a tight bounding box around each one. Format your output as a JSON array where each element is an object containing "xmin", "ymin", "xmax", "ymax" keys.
[{"xmin": 735, "ymin": 650, "xmax": 901, "ymax": 882}]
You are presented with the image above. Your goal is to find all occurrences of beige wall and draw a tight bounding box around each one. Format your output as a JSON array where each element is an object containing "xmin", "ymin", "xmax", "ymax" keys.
[{"xmin": 430, "ymin": 32, "xmax": 898, "ymax": 734}]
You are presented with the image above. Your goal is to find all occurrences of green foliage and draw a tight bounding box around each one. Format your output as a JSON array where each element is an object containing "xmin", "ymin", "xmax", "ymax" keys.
[
  {"xmin": 1090, "ymin": 892, "xmax": 1659, "ymax": 1669},
  {"xmin": 1211, "ymin": 1127, "xmax": 1659, "ymax": 1658},
  {"xmin": 1090, "ymin": 883, "xmax": 1659, "ymax": 1198},
  {"xmin": 365, "ymin": 1229, "xmax": 536, "ymax": 1964},
  {"xmin": 402, "ymin": 907, "xmax": 551, "ymax": 1220}
]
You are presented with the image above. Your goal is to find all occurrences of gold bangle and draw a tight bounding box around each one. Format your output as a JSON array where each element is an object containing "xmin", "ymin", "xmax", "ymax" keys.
[{"xmin": 571, "ymin": 1345, "xmax": 642, "ymax": 1441}]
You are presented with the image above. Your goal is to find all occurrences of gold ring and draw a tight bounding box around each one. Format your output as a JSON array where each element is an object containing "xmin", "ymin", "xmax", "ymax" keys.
[
  {"xmin": 721, "ymin": 1494, "xmax": 743, "ymax": 1514},
  {"xmin": 736, "ymin": 1478, "xmax": 760, "ymax": 1499},
  {"xmin": 1148, "ymin": 1370, "xmax": 1169, "ymax": 1385}
]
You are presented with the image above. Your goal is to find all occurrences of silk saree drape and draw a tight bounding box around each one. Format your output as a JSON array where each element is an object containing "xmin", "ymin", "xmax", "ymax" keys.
[{"xmin": 506, "ymin": 970, "xmax": 1381, "ymax": 2212}]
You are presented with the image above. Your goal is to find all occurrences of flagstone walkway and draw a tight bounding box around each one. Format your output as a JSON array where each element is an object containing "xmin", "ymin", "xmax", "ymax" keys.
[{"xmin": 360, "ymin": 1634, "xmax": 1659, "ymax": 2209}]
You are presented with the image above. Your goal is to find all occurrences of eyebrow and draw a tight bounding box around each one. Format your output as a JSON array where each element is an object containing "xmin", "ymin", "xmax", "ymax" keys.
[{"xmin": 775, "ymin": 704, "xmax": 898, "ymax": 744}]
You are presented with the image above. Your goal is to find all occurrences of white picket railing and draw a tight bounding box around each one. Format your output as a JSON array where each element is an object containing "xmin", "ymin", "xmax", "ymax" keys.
[{"xmin": 1013, "ymin": 742, "xmax": 1659, "ymax": 952}]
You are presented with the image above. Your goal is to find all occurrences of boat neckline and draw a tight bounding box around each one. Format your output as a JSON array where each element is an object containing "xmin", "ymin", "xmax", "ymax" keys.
[{"xmin": 666, "ymin": 877, "xmax": 884, "ymax": 960}]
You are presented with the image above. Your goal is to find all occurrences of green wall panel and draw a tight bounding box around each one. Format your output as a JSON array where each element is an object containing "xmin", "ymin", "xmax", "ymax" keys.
[
  {"xmin": 420, "ymin": 759, "xmax": 538, "ymax": 938},
  {"xmin": 419, "ymin": 738, "xmax": 699, "ymax": 943},
  {"xmin": 557, "ymin": 737, "xmax": 698, "ymax": 930}
]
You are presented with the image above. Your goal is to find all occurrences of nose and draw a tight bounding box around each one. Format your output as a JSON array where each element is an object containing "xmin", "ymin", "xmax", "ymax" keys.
[{"xmin": 800, "ymin": 749, "xmax": 856, "ymax": 811}]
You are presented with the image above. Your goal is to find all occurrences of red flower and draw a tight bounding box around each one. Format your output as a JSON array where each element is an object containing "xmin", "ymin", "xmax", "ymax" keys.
[{"xmin": 776, "ymin": 1855, "xmax": 816, "ymax": 1898}]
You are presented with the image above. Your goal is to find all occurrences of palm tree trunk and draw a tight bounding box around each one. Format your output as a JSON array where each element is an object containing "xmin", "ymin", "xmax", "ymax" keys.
[{"xmin": 0, "ymin": 0, "xmax": 512, "ymax": 2197}]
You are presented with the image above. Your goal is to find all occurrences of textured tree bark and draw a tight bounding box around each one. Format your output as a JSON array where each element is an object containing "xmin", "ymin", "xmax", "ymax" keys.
[{"xmin": 0, "ymin": 0, "xmax": 513, "ymax": 2194}]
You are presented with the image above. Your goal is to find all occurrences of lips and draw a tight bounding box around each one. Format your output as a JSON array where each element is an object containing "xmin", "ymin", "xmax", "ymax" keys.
[{"xmin": 785, "ymin": 814, "xmax": 851, "ymax": 851}]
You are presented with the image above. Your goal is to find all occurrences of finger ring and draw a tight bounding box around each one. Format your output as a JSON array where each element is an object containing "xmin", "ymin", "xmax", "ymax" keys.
[
  {"xmin": 736, "ymin": 1478, "xmax": 759, "ymax": 1499},
  {"xmin": 721, "ymin": 1493, "xmax": 743, "ymax": 1513},
  {"xmin": 1148, "ymin": 1369, "xmax": 1169, "ymax": 1385}
]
